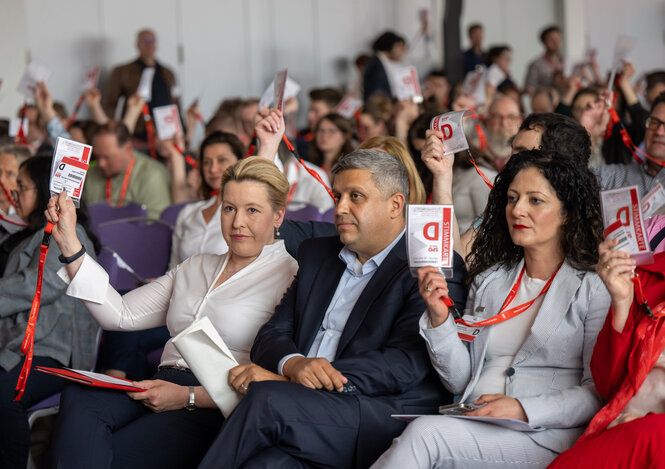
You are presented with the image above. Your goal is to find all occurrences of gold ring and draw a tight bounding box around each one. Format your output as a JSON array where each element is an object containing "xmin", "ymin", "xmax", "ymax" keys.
[{"xmin": 605, "ymin": 263, "xmax": 611, "ymax": 271}]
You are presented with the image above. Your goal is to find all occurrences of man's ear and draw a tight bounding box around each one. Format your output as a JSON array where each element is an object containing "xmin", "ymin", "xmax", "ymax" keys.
[{"xmin": 390, "ymin": 192, "xmax": 406, "ymax": 219}]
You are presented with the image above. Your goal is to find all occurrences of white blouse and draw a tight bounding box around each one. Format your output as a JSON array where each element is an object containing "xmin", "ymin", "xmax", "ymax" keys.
[
  {"xmin": 168, "ymin": 197, "xmax": 228, "ymax": 270},
  {"xmin": 59, "ymin": 241, "xmax": 297, "ymax": 367}
]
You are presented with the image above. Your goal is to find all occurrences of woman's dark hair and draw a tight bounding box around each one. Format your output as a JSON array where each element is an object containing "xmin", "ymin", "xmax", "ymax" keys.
[
  {"xmin": 485, "ymin": 45, "xmax": 510, "ymax": 67},
  {"xmin": 0, "ymin": 156, "xmax": 100, "ymax": 268},
  {"xmin": 308, "ymin": 113, "xmax": 354, "ymax": 169},
  {"xmin": 519, "ymin": 113, "xmax": 592, "ymax": 164},
  {"xmin": 198, "ymin": 131, "xmax": 245, "ymax": 199},
  {"xmin": 467, "ymin": 149, "xmax": 603, "ymax": 282},
  {"xmin": 372, "ymin": 31, "xmax": 406, "ymax": 52},
  {"xmin": 407, "ymin": 111, "xmax": 440, "ymax": 194}
]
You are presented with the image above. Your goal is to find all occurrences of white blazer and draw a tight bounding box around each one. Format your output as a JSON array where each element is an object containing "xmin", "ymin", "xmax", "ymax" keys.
[{"xmin": 420, "ymin": 259, "xmax": 610, "ymax": 453}]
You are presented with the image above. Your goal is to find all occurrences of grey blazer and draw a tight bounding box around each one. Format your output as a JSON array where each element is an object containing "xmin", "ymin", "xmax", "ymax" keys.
[
  {"xmin": 0, "ymin": 225, "xmax": 99, "ymax": 372},
  {"xmin": 420, "ymin": 259, "xmax": 610, "ymax": 453}
]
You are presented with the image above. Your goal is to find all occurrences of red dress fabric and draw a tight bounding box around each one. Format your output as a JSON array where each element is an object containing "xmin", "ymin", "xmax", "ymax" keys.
[{"xmin": 549, "ymin": 252, "xmax": 665, "ymax": 468}]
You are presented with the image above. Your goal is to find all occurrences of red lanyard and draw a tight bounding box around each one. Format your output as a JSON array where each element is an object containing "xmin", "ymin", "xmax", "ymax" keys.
[
  {"xmin": 245, "ymin": 133, "xmax": 257, "ymax": 158},
  {"xmin": 15, "ymin": 102, "xmax": 28, "ymax": 145},
  {"xmin": 0, "ymin": 179, "xmax": 15, "ymax": 208},
  {"xmin": 282, "ymin": 135, "xmax": 337, "ymax": 202},
  {"xmin": 286, "ymin": 161, "xmax": 299, "ymax": 204},
  {"xmin": 106, "ymin": 156, "xmax": 135, "ymax": 206},
  {"xmin": 469, "ymin": 107, "xmax": 489, "ymax": 152},
  {"xmin": 607, "ymin": 107, "xmax": 665, "ymax": 168},
  {"xmin": 466, "ymin": 150, "xmax": 494, "ymax": 190},
  {"xmin": 0, "ymin": 212, "xmax": 27, "ymax": 227},
  {"xmin": 14, "ymin": 222, "xmax": 54, "ymax": 401},
  {"xmin": 456, "ymin": 263, "xmax": 561, "ymax": 328},
  {"xmin": 142, "ymin": 103, "xmax": 157, "ymax": 159},
  {"xmin": 65, "ymin": 94, "xmax": 85, "ymax": 130}
]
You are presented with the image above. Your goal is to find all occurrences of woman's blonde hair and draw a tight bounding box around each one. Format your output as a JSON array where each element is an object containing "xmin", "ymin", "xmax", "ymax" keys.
[
  {"xmin": 220, "ymin": 157, "xmax": 290, "ymax": 211},
  {"xmin": 358, "ymin": 136, "xmax": 427, "ymax": 204}
]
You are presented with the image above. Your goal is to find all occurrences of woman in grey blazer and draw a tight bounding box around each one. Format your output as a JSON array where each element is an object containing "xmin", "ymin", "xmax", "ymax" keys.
[{"xmin": 373, "ymin": 150, "xmax": 610, "ymax": 468}]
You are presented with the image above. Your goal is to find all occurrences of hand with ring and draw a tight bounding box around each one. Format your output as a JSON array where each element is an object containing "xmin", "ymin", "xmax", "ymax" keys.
[
  {"xmin": 228, "ymin": 363, "xmax": 288, "ymax": 395},
  {"xmin": 417, "ymin": 266, "xmax": 451, "ymax": 327},
  {"xmin": 596, "ymin": 238, "xmax": 636, "ymax": 332}
]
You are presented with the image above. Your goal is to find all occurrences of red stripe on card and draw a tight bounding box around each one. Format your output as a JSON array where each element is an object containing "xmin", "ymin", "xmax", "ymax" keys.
[{"xmin": 61, "ymin": 157, "xmax": 90, "ymax": 170}]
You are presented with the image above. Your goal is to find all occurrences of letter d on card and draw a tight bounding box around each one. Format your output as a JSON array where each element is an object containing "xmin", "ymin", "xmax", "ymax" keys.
[
  {"xmin": 407, "ymin": 204, "xmax": 455, "ymax": 277},
  {"xmin": 430, "ymin": 110, "xmax": 470, "ymax": 155}
]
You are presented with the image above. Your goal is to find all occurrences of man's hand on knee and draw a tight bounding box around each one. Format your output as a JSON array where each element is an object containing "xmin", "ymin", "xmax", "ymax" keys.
[{"xmin": 282, "ymin": 357, "xmax": 348, "ymax": 392}]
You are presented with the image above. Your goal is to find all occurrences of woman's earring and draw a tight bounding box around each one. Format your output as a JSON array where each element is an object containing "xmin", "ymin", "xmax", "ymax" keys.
[{"xmin": 275, "ymin": 227, "xmax": 280, "ymax": 237}]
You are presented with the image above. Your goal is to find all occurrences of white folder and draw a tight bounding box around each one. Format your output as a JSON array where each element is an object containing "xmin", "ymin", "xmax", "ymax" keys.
[{"xmin": 172, "ymin": 316, "xmax": 241, "ymax": 417}]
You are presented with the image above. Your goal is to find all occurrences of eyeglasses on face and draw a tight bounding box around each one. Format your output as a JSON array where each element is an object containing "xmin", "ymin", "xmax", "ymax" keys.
[{"xmin": 646, "ymin": 116, "xmax": 665, "ymax": 131}]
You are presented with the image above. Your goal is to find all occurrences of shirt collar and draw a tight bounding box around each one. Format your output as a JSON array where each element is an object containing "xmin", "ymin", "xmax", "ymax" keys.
[{"xmin": 338, "ymin": 229, "xmax": 405, "ymax": 277}]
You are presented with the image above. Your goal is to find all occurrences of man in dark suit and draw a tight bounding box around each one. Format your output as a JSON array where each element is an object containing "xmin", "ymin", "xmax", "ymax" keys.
[
  {"xmin": 363, "ymin": 31, "xmax": 407, "ymax": 101},
  {"xmin": 199, "ymin": 149, "xmax": 464, "ymax": 468}
]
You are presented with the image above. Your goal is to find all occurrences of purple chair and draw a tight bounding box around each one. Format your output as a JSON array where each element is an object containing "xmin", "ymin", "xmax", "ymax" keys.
[
  {"xmin": 96, "ymin": 247, "xmax": 119, "ymax": 289},
  {"xmin": 286, "ymin": 205, "xmax": 323, "ymax": 223},
  {"xmin": 159, "ymin": 201, "xmax": 190, "ymax": 228},
  {"xmin": 96, "ymin": 218, "xmax": 173, "ymax": 291},
  {"xmin": 321, "ymin": 207, "xmax": 335, "ymax": 224},
  {"xmin": 88, "ymin": 202, "xmax": 147, "ymax": 235}
]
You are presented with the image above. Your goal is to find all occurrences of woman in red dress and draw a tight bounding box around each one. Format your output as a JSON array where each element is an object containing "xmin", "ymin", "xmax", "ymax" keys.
[{"xmin": 549, "ymin": 238, "xmax": 665, "ymax": 468}]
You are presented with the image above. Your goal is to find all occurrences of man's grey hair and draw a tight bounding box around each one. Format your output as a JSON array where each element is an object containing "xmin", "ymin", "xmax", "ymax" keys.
[
  {"xmin": 331, "ymin": 149, "xmax": 409, "ymax": 201},
  {"xmin": 0, "ymin": 144, "xmax": 31, "ymax": 165}
]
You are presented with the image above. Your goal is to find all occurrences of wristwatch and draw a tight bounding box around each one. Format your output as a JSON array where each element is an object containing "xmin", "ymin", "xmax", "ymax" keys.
[{"xmin": 185, "ymin": 386, "xmax": 196, "ymax": 411}]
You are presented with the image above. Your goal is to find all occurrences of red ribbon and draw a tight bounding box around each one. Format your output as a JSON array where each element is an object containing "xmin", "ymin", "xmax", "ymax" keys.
[
  {"xmin": 15, "ymin": 102, "xmax": 28, "ymax": 145},
  {"xmin": 66, "ymin": 94, "xmax": 85, "ymax": 130},
  {"xmin": 14, "ymin": 222, "xmax": 54, "ymax": 401},
  {"xmin": 106, "ymin": 155, "xmax": 135, "ymax": 206},
  {"xmin": 282, "ymin": 135, "xmax": 336, "ymax": 203},
  {"xmin": 606, "ymin": 106, "xmax": 665, "ymax": 168},
  {"xmin": 0, "ymin": 179, "xmax": 16, "ymax": 209}
]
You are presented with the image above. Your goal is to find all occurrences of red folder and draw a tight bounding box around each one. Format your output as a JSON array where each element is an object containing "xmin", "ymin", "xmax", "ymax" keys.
[{"xmin": 35, "ymin": 366, "xmax": 147, "ymax": 392}]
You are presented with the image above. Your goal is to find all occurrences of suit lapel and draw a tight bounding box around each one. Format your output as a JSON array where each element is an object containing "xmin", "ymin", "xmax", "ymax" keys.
[
  {"xmin": 335, "ymin": 237, "xmax": 407, "ymax": 358},
  {"xmin": 298, "ymin": 245, "xmax": 346, "ymax": 353},
  {"xmin": 512, "ymin": 261, "xmax": 581, "ymax": 364}
]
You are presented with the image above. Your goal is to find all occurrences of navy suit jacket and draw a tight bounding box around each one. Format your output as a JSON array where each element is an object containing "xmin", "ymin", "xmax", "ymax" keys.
[{"xmin": 251, "ymin": 234, "xmax": 463, "ymax": 466}]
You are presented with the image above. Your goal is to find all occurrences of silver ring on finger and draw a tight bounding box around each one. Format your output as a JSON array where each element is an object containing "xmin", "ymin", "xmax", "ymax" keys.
[{"xmin": 240, "ymin": 384, "xmax": 248, "ymax": 392}]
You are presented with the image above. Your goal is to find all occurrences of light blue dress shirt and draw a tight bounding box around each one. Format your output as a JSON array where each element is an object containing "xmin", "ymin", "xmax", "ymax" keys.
[{"xmin": 278, "ymin": 230, "xmax": 405, "ymax": 374}]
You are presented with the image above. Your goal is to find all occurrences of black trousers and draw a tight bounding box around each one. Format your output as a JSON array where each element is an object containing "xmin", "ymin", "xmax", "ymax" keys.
[
  {"xmin": 48, "ymin": 368, "xmax": 224, "ymax": 469},
  {"xmin": 0, "ymin": 356, "xmax": 64, "ymax": 469},
  {"xmin": 198, "ymin": 380, "xmax": 406, "ymax": 469}
]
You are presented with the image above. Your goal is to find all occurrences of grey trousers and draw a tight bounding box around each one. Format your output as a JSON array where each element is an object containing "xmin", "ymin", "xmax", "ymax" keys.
[{"xmin": 371, "ymin": 416, "xmax": 558, "ymax": 469}]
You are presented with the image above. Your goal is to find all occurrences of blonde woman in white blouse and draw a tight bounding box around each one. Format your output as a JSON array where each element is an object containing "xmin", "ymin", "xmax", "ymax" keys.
[{"xmin": 46, "ymin": 157, "xmax": 298, "ymax": 469}]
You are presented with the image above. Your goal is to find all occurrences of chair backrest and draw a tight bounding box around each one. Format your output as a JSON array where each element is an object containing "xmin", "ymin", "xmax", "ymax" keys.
[
  {"xmin": 321, "ymin": 207, "xmax": 335, "ymax": 224},
  {"xmin": 88, "ymin": 202, "xmax": 147, "ymax": 235},
  {"xmin": 286, "ymin": 204, "xmax": 323, "ymax": 223},
  {"xmin": 96, "ymin": 247, "xmax": 119, "ymax": 288},
  {"xmin": 96, "ymin": 218, "xmax": 173, "ymax": 291},
  {"xmin": 159, "ymin": 201, "xmax": 191, "ymax": 228}
]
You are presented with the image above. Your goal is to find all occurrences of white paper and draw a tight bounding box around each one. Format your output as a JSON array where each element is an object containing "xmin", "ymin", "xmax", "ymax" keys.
[
  {"xmin": 407, "ymin": 204, "xmax": 454, "ymax": 277},
  {"xmin": 601, "ymin": 185, "xmax": 653, "ymax": 265},
  {"xmin": 335, "ymin": 96, "xmax": 363, "ymax": 119},
  {"xmin": 152, "ymin": 104, "xmax": 183, "ymax": 140},
  {"xmin": 612, "ymin": 36, "xmax": 636, "ymax": 70},
  {"xmin": 461, "ymin": 66, "xmax": 486, "ymax": 105},
  {"xmin": 17, "ymin": 59, "xmax": 52, "ymax": 96},
  {"xmin": 8, "ymin": 117, "xmax": 28, "ymax": 138},
  {"xmin": 172, "ymin": 316, "xmax": 242, "ymax": 417},
  {"xmin": 455, "ymin": 314, "xmax": 483, "ymax": 342},
  {"xmin": 49, "ymin": 137, "xmax": 93, "ymax": 207},
  {"xmin": 81, "ymin": 66, "xmax": 100, "ymax": 91},
  {"xmin": 392, "ymin": 65, "xmax": 423, "ymax": 103},
  {"xmin": 641, "ymin": 183, "xmax": 665, "ymax": 219},
  {"xmin": 258, "ymin": 76, "xmax": 301, "ymax": 110},
  {"xmin": 430, "ymin": 110, "xmax": 471, "ymax": 155},
  {"xmin": 136, "ymin": 67, "xmax": 155, "ymax": 102}
]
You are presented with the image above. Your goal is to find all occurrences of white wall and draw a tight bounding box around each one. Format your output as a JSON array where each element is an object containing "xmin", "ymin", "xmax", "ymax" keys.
[{"xmin": 3, "ymin": 0, "xmax": 663, "ymax": 128}]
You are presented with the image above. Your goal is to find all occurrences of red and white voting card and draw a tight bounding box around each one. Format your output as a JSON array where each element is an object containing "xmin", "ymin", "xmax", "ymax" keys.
[
  {"xmin": 153, "ymin": 104, "xmax": 183, "ymax": 140},
  {"xmin": 273, "ymin": 69, "xmax": 288, "ymax": 112},
  {"xmin": 35, "ymin": 367, "xmax": 147, "ymax": 392},
  {"xmin": 407, "ymin": 204, "xmax": 455, "ymax": 278},
  {"xmin": 258, "ymin": 75, "xmax": 301, "ymax": 110},
  {"xmin": 393, "ymin": 66, "xmax": 423, "ymax": 103},
  {"xmin": 461, "ymin": 66, "xmax": 486, "ymax": 105},
  {"xmin": 335, "ymin": 96, "xmax": 363, "ymax": 119},
  {"xmin": 8, "ymin": 117, "xmax": 28, "ymax": 138},
  {"xmin": 601, "ymin": 185, "xmax": 654, "ymax": 265},
  {"xmin": 136, "ymin": 67, "xmax": 155, "ymax": 102},
  {"xmin": 49, "ymin": 137, "xmax": 92, "ymax": 207},
  {"xmin": 430, "ymin": 110, "xmax": 471, "ymax": 155},
  {"xmin": 641, "ymin": 183, "xmax": 665, "ymax": 219},
  {"xmin": 17, "ymin": 59, "xmax": 52, "ymax": 96},
  {"xmin": 81, "ymin": 66, "xmax": 100, "ymax": 91}
]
